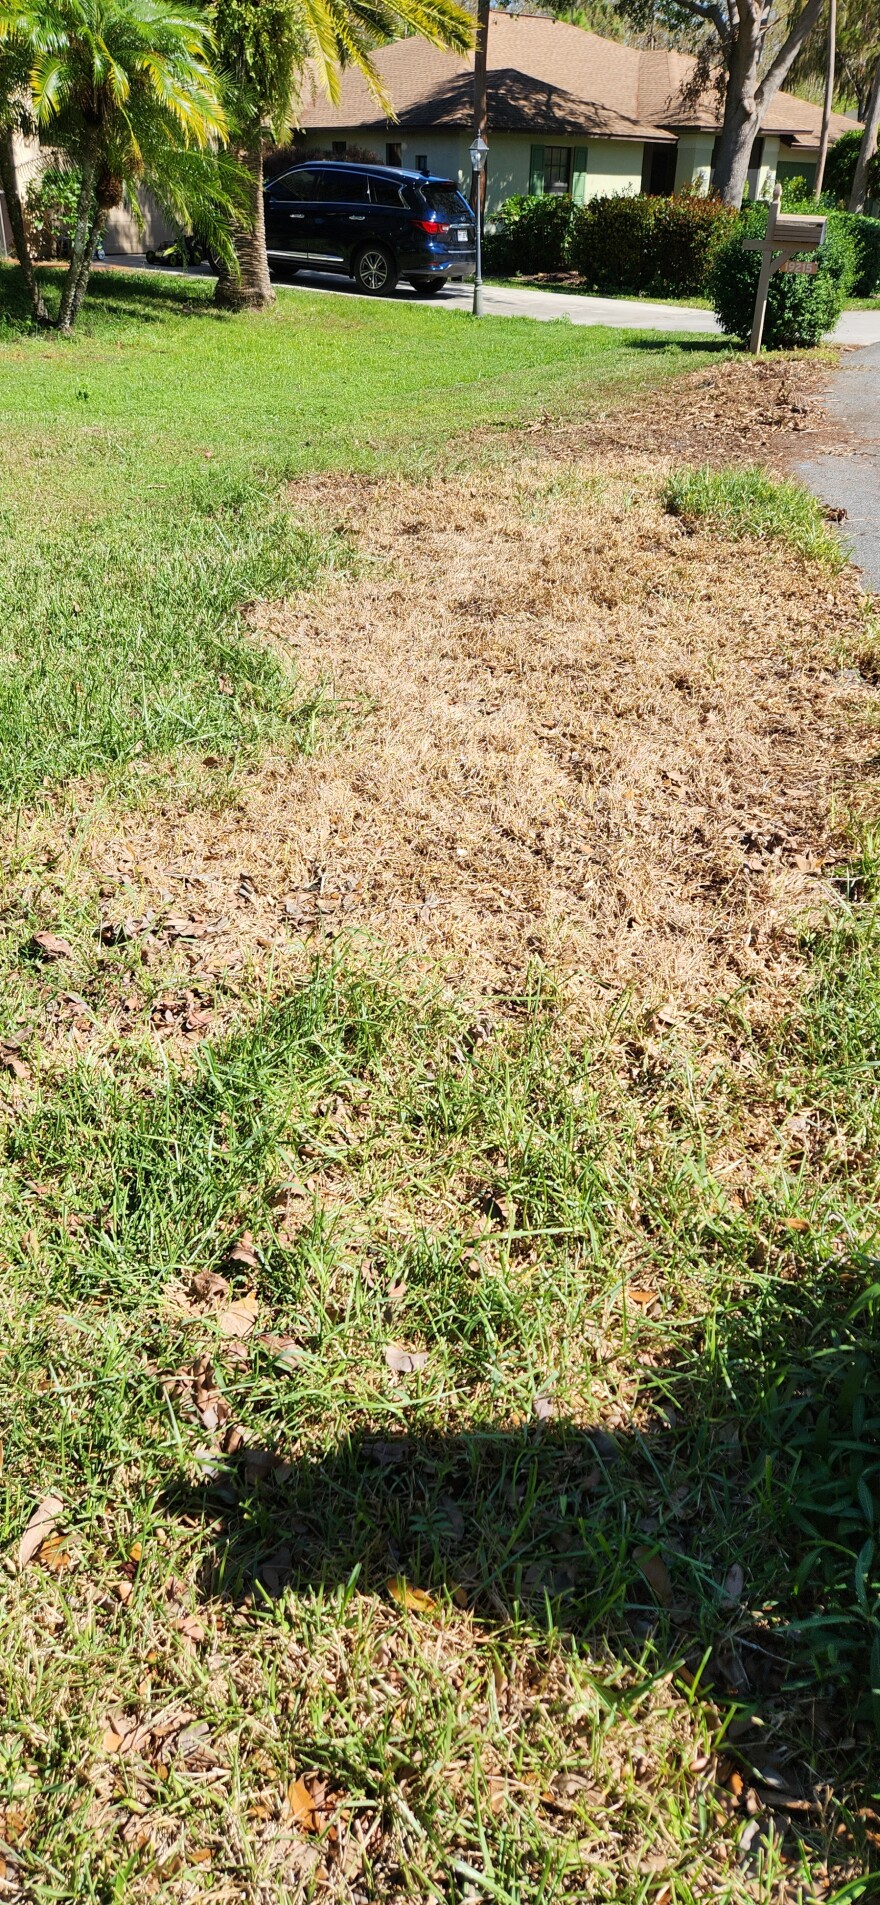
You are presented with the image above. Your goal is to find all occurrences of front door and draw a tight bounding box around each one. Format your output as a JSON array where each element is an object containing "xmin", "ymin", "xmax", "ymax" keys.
[{"xmin": 264, "ymin": 168, "xmax": 321, "ymax": 266}]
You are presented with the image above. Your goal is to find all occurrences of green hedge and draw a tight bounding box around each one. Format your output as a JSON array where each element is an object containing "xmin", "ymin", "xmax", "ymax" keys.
[
  {"xmin": 483, "ymin": 194, "xmax": 575, "ymax": 276},
  {"xmin": 567, "ymin": 189, "xmax": 735, "ymax": 296},
  {"xmin": 709, "ymin": 200, "xmax": 857, "ymax": 347}
]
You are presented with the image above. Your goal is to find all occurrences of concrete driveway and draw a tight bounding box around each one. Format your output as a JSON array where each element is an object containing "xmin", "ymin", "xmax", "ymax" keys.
[
  {"xmin": 101, "ymin": 253, "xmax": 880, "ymax": 343},
  {"xmin": 795, "ymin": 339, "xmax": 880, "ymax": 589}
]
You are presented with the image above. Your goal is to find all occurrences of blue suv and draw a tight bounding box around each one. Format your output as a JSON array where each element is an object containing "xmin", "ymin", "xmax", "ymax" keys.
[{"xmin": 263, "ymin": 161, "xmax": 476, "ymax": 297}]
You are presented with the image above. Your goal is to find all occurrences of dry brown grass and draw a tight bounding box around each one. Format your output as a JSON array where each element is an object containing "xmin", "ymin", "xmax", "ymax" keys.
[{"xmin": 18, "ymin": 355, "xmax": 870, "ymax": 1048}]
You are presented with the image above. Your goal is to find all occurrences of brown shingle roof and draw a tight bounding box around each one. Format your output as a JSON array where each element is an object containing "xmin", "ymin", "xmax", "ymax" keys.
[{"xmin": 297, "ymin": 14, "xmax": 854, "ymax": 149}]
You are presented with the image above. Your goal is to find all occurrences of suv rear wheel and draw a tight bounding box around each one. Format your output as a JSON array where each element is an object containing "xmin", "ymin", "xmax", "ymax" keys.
[
  {"xmin": 410, "ymin": 277, "xmax": 448, "ymax": 296},
  {"xmin": 354, "ymin": 244, "xmax": 397, "ymax": 295}
]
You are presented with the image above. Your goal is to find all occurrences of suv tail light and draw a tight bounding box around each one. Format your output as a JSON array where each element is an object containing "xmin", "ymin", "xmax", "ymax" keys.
[{"xmin": 411, "ymin": 217, "xmax": 449, "ymax": 233}]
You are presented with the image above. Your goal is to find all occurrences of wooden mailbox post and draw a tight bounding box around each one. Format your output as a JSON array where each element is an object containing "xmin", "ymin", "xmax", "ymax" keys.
[{"xmin": 744, "ymin": 184, "xmax": 827, "ymax": 354}]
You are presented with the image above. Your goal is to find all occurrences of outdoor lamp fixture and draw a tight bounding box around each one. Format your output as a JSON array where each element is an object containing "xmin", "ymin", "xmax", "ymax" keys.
[{"xmin": 469, "ymin": 133, "xmax": 489, "ymax": 316}]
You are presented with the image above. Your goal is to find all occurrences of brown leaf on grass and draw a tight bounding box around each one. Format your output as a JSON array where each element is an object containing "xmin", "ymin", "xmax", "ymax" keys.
[
  {"xmin": 387, "ymin": 1576, "xmax": 438, "ymax": 1614},
  {"xmin": 38, "ymin": 1533, "xmax": 72, "ymax": 1573},
  {"xmin": 1, "ymin": 1051, "xmax": 29, "ymax": 1080},
  {"xmin": 635, "ymin": 1546, "xmax": 673, "ymax": 1607},
  {"xmin": 227, "ymin": 1230, "xmax": 260, "ymax": 1269},
  {"xmin": 190, "ymin": 1269, "xmax": 230, "ymax": 1305},
  {"xmin": 533, "ymin": 1395, "xmax": 556, "ymax": 1422},
  {"xmin": 384, "ymin": 1344, "xmax": 429, "ymax": 1375},
  {"xmin": 287, "ymin": 1774, "xmax": 319, "ymax": 1833},
  {"xmin": 781, "ymin": 1217, "xmax": 809, "ymax": 1233},
  {"xmin": 216, "ymin": 1291, "xmax": 259, "ymax": 1338},
  {"xmin": 31, "ymin": 930, "xmax": 73, "ymax": 961},
  {"xmin": 18, "ymin": 1492, "xmax": 63, "ymax": 1568},
  {"xmin": 626, "ymin": 1286, "xmax": 659, "ymax": 1308}
]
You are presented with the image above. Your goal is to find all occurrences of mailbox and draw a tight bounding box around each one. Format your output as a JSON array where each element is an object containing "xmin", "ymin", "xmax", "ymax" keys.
[{"xmin": 743, "ymin": 186, "xmax": 827, "ymax": 353}]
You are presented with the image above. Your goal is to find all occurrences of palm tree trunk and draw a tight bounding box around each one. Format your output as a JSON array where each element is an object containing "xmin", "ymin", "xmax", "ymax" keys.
[
  {"xmin": 0, "ymin": 128, "xmax": 50, "ymax": 324},
  {"xmin": 850, "ymin": 52, "xmax": 880, "ymax": 209},
  {"xmin": 57, "ymin": 157, "xmax": 98, "ymax": 333},
  {"xmin": 214, "ymin": 137, "xmax": 274, "ymax": 310},
  {"xmin": 814, "ymin": 0, "xmax": 837, "ymax": 197},
  {"xmin": 66, "ymin": 203, "xmax": 105, "ymax": 330}
]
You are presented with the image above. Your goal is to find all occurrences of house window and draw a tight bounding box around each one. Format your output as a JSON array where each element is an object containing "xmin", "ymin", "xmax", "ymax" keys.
[
  {"xmin": 332, "ymin": 140, "xmax": 346, "ymax": 157},
  {"xmin": 415, "ymin": 153, "xmax": 429, "ymax": 173},
  {"xmin": 386, "ymin": 142, "xmax": 402, "ymax": 167},
  {"xmin": 543, "ymin": 146, "xmax": 572, "ymax": 195}
]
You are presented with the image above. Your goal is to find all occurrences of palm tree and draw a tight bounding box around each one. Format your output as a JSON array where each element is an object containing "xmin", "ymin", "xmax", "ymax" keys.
[
  {"xmin": 0, "ymin": 0, "xmax": 241, "ymax": 330},
  {"xmin": 212, "ymin": 0, "xmax": 474, "ymax": 310}
]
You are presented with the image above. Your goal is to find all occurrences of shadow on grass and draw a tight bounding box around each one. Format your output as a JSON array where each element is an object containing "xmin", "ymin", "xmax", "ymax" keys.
[
  {"xmin": 164, "ymin": 1259, "xmax": 880, "ymax": 1872},
  {"xmin": 0, "ymin": 256, "xmax": 216, "ymax": 332}
]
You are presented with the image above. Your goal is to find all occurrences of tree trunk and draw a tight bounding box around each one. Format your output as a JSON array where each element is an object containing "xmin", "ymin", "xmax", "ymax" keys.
[
  {"xmin": 850, "ymin": 51, "xmax": 880, "ymax": 209},
  {"xmin": 713, "ymin": 0, "xmax": 825, "ymax": 208},
  {"xmin": 57, "ymin": 157, "xmax": 98, "ymax": 333},
  {"xmin": 0, "ymin": 127, "xmax": 50, "ymax": 324},
  {"xmin": 471, "ymin": 0, "xmax": 489, "ymax": 219},
  {"xmin": 712, "ymin": 16, "xmax": 762, "ymax": 209},
  {"xmin": 814, "ymin": 0, "xmax": 837, "ymax": 197},
  {"xmin": 214, "ymin": 137, "xmax": 274, "ymax": 311}
]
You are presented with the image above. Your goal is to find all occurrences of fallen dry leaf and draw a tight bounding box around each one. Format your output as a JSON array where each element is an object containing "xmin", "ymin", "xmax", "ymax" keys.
[
  {"xmin": 190, "ymin": 1269, "xmax": 229, "ymax": 1304},
  {"xmin": 38, "ymin": 1533, "xmax": 72, "ymax": 1573},
  {"xmin": 387, "ymin": 1576, "xmax": 438, "ymax": 1614},
  {"xmin": 216, "ymin": 1291, "xmax": 259, "ymax": 1338},
  {"xmin": 1, "ymin": 1052, "xmax": 29, "ymax": 1081},
  {"xmin": 635, "ymin": 1546, "xmax": 673, "ymax": 1607},
  {"xmin": 287, "ymin": 1774, "xmax": 319, "ymax": 1833},
  {"xmin": 227, "ymin": 1231, "xmax": 260, "ymax": 1269},
  {"xmin": 626, "ymin": 1286, "xmax": 659, "ymax": 1308},
  {"xmin": 384, "ymin": 1344, "xmax": 429, "ymax": 1375},
  {"xmin": 31, "ymin": 930, "xmax": 74, "ymax": 961},
  {"xmin": 18, "ymin": 1492, "xmax": 63, "ymax": 1568},
  {"xmin": 781, "ymin": 1217, "xmax": 809, "ymax": 1233}
]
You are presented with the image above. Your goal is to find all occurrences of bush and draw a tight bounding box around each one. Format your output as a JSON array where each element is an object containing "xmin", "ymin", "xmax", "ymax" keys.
[
  {"xmin": 847, "ymin": 214, "xmax": 880, "ymax": 296},
  {"xmin": 483, "ymin": 193, "xmax": 575, "ymax": 276},
  {"xmin": 709, "ymin": 199, "xmax": 856, "ymax": 347},
  {"xmin": 24, "ymin": 167, "xmax": 82, "ymax": 262},
  {"xmin": 566, "ymin": 189, "xmax": 735, "ymax": 296},
  {"xmin": 824, "ymin": 126, "xmax": 880, "ymax": 208}
]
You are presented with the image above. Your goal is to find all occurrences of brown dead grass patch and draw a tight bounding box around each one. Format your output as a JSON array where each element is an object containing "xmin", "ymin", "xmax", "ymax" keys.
[{"xmin": 7, "ymin": 355, "xmax": 877, "ymax": 1052}]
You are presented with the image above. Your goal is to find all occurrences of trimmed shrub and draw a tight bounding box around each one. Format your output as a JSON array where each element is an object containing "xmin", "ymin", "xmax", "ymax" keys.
[
  {"xmin": 566, "ymin": 189, "xmax": 735, "ymax": 296},
  {"xmin": 709, "ymin": 200, "xmax": 856, "ymax": 347},
  {"xmin": 848, "ymin": 214, "xmax": 880, "ymax": 296},
  {"xmin": 483, "ymin": 193, "xmax": 575, "ymax": 276}
]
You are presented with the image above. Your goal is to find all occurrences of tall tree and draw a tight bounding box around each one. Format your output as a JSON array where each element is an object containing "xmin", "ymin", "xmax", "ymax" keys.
[
  {"xmin": 0, "ymin": 24, "xmax": 49, "ymax": 319},
  {"xmin": 0, "ymin": 0, "xmax": 240, "ymax": 330},
  {"xmin": 813, "ymin": 0, "xmax": 836, "ymax": 197},
  {"xmin": 790, "ymin": 0, "xmax": 880, "ymax": 121},
  {"xmin": 850, "ymin": 49, "xmax": 880, "ymax": 208},
  {"xmin": 617, "ymin": 0, "xmax": 825, "ymax": 205},
  {"xmin": 213, "ymin": 0, "xmax": 473, "ymax": 311}
]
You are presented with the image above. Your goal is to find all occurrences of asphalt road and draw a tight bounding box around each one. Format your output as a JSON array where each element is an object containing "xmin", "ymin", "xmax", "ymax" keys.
[
  {"xmin": 101, "ymin": 254, "xmax": 880, "ymax": 342},
  {"xmin": 795, "ymin": 341, "xmax": 880, "ymax": 590}
]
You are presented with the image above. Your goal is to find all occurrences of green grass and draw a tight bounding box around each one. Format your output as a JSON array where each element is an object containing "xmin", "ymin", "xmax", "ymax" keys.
[
  {"xmin": 2, "ymin": 259, "xmax": 878, "ymax": 1899},
  {"xmin": 2, "ymin": 927, "xmax": 880, "ymax": 1896},
  {"xmin": 664, "ymin": 464, "xmax": 845, "ymax": 565},
  {"xmin": 0, "ymin": 263, "xmax": 718, "ymax": 803}
]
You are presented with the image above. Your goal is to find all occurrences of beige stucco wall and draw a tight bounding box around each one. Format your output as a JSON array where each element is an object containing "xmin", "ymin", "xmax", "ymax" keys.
[
  {"xmin": 748, "ymin": 132, "xmax": 779, "ymax": 201},
  {"xmin": 674, "ymin": 131, "xmax": 714, "ymax": 193},
  {"xmin": 582, "ymin": 139, "xmax": 643, "ymax": 199}
]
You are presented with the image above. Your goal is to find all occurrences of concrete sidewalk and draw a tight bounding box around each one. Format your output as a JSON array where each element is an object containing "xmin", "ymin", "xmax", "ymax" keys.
[{"xmin": 99, "ymin": 253, "xmax": 880, "ymax": 343}]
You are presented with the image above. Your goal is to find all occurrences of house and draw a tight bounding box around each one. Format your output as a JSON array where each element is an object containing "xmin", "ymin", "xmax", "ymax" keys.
[{"xmin": 295, "ymin": 13, "xmax": 855, "ymax": 214}]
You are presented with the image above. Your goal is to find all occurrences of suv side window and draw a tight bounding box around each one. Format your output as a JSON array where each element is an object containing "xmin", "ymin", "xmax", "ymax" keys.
[
  {"xmin": 321, "ymin": 171, "xmax": 370, "ymax": 203},
  {"xmin": 369, "ymin": 177, "xmax": 405, "ymax": 207},
  {"xmin": 268, "ymin": 169, "xmax": 320, "ymax": 201}
]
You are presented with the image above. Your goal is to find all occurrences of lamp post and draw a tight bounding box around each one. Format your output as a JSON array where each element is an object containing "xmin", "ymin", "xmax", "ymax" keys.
[{"xmin": 469, "ymin": 133, "xmax": 488, "ymax": 317}]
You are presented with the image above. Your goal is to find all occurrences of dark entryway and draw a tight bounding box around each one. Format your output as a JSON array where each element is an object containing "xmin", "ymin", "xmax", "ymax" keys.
[{"xmin": 641, "ymin": 141, "xmax": 677, "ymax": 196}]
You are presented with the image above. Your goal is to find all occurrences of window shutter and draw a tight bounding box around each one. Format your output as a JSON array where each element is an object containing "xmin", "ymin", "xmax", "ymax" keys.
[
  {"xmin": 572, "ymin": 146, "xmax": 588, "ymax": 204},
  {"xmin": 529, "ymin": 145, "xmax": 545, "ymax": 195}
]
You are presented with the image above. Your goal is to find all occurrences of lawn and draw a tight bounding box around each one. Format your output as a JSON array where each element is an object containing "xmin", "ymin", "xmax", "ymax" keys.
[{"xmin": 0, "ymin": 265, "xmax": 878, "ymax": 1904}]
